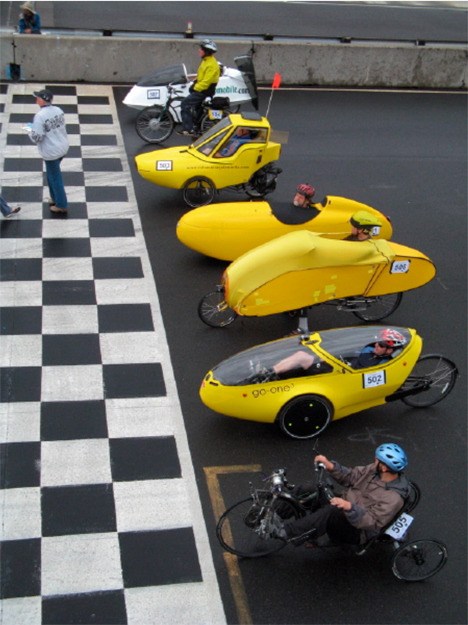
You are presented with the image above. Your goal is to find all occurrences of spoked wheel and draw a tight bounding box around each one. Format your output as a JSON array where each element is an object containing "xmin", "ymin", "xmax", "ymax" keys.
[
  {"xmin": 277, "ymin": 394, "xmax": 332, "ymax": 440},
  {"xmin": 216, "ymin": 494, "xmax": 299, "ymax": 558},
  {"xmin": 135, "ymin": 106, "xmax": 174, "ymax": 143},
  {"xmin": 400, "ymin": 354, "xmax": 458, "ymax": 407},
  {"xmin": 198, "ymin": 291, "xmax": 237, "ymax": 328},
  {"xmin": 183, "ymin": 176, "xmax": 216, "ymax": 207},
  {"xmin": 352, "ymin": 292, "xmax": 403, "ymax": 321},
  {"xmin": 391, "ymin": 539, "xmax": 448, "ymax": 581}
]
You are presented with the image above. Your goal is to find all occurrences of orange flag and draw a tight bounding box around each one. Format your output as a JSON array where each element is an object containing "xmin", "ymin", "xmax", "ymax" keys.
[{"xmin": 272, "ymin": 73, "xmax": 282, "ymax": 89}]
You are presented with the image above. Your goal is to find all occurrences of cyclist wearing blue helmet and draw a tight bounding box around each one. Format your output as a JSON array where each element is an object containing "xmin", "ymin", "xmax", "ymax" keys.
[{"xmin": 272, "ymin": 444, "xmax": 410, "ymax": 546}]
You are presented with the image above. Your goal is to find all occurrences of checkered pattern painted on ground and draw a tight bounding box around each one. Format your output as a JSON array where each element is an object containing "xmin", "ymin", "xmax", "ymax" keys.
[{"xmin": 0, "ymin": 83, "xmax": 225, "ymax": 625}]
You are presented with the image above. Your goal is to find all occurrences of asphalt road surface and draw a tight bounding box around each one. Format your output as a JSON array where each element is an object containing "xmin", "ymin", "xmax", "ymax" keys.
[
  {"xmin": 115, "ymin": 86, "xmax": 467, "ymax": 624},
  {"xmin": 1, "ymin": 1, "xmax": 467, "ymax": 42}
]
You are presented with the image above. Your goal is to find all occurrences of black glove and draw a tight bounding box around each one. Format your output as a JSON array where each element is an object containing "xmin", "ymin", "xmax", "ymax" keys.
[{"xmin": 189, "ymin": 82, "xmax": 196, "ymax": 93}]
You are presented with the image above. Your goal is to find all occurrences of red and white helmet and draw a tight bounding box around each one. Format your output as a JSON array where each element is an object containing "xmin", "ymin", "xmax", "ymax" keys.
[
  {"xmin": 296, "ymin": 183, "xmax": 315, "ymax": 199},
  {"xmin": 378, "ymin": 328, "xmax": 406, "ymax": 348}
]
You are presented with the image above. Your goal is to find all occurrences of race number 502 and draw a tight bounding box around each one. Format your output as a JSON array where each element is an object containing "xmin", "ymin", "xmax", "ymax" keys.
[{"xmin": 363, "ymin": 370, "xmax": 386, "ymax": 388}]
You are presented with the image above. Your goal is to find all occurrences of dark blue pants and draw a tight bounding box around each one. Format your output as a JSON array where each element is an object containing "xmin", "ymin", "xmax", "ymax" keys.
[
  {"xmin": 45, "ymin": 157, "xmax": 68, "ymax": 209},
  {"xmin": 181, "ymin": 92, "xmax": 205, "ymax": 131}
]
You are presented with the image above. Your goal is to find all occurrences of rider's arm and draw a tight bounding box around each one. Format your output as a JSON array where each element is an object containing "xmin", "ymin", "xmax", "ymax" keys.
[
  {"xmin": 194, "ymin": 57, "xmax": 220, "ymax": 92},
  {"xmin": 343, "ymin": 491, "xmax": 404, "ymax": 531},
  {"xmin": 314, "ymin": 454, "xmax": 334, "ymax": 471}
]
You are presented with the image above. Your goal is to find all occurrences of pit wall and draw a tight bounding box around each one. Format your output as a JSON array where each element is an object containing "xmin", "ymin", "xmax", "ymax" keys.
[{"xmin": 1, "ymin": 34, "xmax": 467, "ymax": 88}]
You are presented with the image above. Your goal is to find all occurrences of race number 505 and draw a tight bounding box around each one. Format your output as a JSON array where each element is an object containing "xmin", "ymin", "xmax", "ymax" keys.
[{"xmin": 363, "ymin": 370, "xmax": 386, "ymax": 388}]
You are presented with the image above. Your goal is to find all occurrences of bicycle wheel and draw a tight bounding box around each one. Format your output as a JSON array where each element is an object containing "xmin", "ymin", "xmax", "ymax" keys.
[
  {"xmin": 352, "ymin": 292, "xmax": 403, "ymax": 321},
  {"xmin": 277, "ymin": 394, "xmax": 333, "ymax": 440},
  {"xmin": 198, "ymin": 291, "xmax": 237, "ymax": 328},
  {"xmin": 216, "ymin": 494, "xmax": 299, "ymax": 558},
  {"xmin": 391, "ymin": 539, "xmax": 448, "ymax": 581},
  {"xmin": 135, "ymin": 106, "xmax": 174, "ymax": 143},
  {"xmin": 400, "ymin": 354, "xmax": 458, "ymax": 407},
  {"xmin": 183, "ymin": 176, "xmax": 216, "ymax": 207}
]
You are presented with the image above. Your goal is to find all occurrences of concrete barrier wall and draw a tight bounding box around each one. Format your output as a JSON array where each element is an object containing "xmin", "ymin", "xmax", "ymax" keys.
[{"xmin": 1, "ymin": 33, "xmax": 467, "ymax": 89}]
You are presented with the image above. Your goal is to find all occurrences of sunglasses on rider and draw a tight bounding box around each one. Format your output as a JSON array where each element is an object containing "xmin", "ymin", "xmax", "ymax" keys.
[{"xmin": 377, "ymin": 341, "xmax": 392, "ymax": 348}]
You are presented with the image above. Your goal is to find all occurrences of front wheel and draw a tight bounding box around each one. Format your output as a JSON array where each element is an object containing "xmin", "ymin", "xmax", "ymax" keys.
[
  {"xmin": 277, "ymin": 394, "xmax": 333, "ymax": 440},
  {"xmin": 198, "ymin": 291, "xmax": 237, "ymax": 328},
  {"xmin": 135, "ymin": 106, "xmax": 174, "ymax": 143},
  {"xmin": 183, "ymin": 176, "xmax": 216, "ymax": 207},
  {"xmin": 391, "ymin": 539, "xmax": 448, "ymax": 581},
  {"xmin": 400, "ymin": 354, "xmax": 458, "ymax": 407},
  {"xmin": 352, "ymin": 292, "xmax": 403, "ymax": 321},
  {"xmin": 216, "ymin": 494, "xmax": 299, "ymax": 558}
]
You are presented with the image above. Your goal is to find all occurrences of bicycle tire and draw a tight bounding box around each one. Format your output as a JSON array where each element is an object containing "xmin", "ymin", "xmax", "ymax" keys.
[
  {"xmin": 198, "ymin": 291, "xmax": 237, "ymax": 328},
  {"xmin": 182, "ymin": 176, "xmax": 216, "ymax": 208},
  {"xmin": 277, "ymin": 394, "xmax": 333, "ymax": 440},
  {"xmin": 391, "ymin": 539, "xmax": 448, "ymax": 581},
  {"xmin": 216, "ymin": 494, "xmax": 300, "ymax": 558},
  {"xmin": 352, "ymin": 292, "xmax": 403, "ymax": 321},
  {"xmin": 135, "ymin": 106, "xmax": 174, "ymax": 144},
  {"xmin": 400, "ymin": 354, "xmax": 458, "ymax": 407}
]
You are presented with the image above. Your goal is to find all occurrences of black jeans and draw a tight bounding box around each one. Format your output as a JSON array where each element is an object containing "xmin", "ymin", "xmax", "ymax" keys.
[{"xmin": 284, "ymin": 504, "xmax": 361, "ymax": 545}]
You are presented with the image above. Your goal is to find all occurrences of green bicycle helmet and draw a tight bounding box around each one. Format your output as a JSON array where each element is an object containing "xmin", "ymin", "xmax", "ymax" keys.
[{"xmin": 350, "ymin": 210, "xmax": 383, "ymax": 233}]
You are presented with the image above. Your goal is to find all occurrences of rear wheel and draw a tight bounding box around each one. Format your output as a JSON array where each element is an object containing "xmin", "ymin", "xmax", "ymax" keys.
[
  {"xmin": 216, "ymin": 494, "xmax": 299, "ymax": 558},
  {"xmin": 277, "ymin": 394, "xmax": 333, "ymax": 440},
  {"xmin": 400, "ymin": 355, "xmax": 458, "ymax": 407},
  {"xmin": 352, "ymin": 293, "xmax": 403, "ymax": 321},
  {"xmin": 135, "ymin": 106, "xmax": 174, "ymax": 143},
  {"xmin": 198, "ymin": 291, "xmax": 237, "ymax": 327},
  {"xmin": 391, "ymin": 539, "xmax": 448, "ymax": 581},
  {"xmin": 183, "ymin": 176, "xmax": 216, "ymax": 207}
]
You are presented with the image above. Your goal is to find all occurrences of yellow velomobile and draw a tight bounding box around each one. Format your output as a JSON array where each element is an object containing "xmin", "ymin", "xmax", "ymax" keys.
[
  {"xmin": 176, "ymin": 195, "xmax": 393, "ymax": 261},
  {"xmin": 198, "ymin": 231, "xmax": 436, "ymax": 327},
  {"xmin": 135, "ymin": 112, "xmax": 281, "ymax": 207},
  {"xmin": 199, "ymin": 325, "xmax": 458, "ymax": 439}
]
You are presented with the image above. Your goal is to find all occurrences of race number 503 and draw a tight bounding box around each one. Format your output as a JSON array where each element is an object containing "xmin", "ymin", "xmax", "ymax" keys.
[
  {"xmin": 385, "ymin": 513, "xmax": 414, "ymax": 539},
  {"xmin": 363, "ymin": 370, "xmax": 386, "ymax": 388},
  {"xmin": 391, "ymin": 259, "xmax": 410, "ymax": 274},
  {"xmin": 156, "ymin": 161, "xmax": 172, "ymax": 171}
]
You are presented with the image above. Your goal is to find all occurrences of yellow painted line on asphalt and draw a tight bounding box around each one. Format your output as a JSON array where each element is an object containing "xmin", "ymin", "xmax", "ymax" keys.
[{"xmin": 204, "ymin": 465, "xmax": 262, "ymax": 625}]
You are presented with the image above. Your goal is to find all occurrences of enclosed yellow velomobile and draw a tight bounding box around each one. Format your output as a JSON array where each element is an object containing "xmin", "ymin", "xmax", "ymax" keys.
[
  {"xmin": 199, "ymin": 325, "xmax": 458, "ymax": 439},
  {"xmin": 177, "ymin": 195, "xmax": 393, "ymax": 261},
  {"xmin": 135, "ymin": 112, "xmax": 281, "ymax": 207},
  {"xmin": 198, "ymin": 231, "xmax": 436, "ymax": 328}
]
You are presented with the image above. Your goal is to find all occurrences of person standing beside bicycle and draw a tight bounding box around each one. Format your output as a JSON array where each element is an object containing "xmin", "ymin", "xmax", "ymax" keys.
[
  {"xmin": 273, "ymin": 444, "xmax": 410, "ymax": 546},
  {"xmin": 180, "ymin": 39, "xmax": 220, "ymax": 136}
]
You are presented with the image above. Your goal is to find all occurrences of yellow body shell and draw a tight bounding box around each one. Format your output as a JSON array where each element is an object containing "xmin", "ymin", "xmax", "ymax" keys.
[
  {"xmin": 176, "ymin": 195, "xmax": 393, "ymax": 260},
  {"xmin": 200, "ymin": 327, "xmax": 422, "ymax": 424},
  {"xmin": 223, "ymin": 231, "xmax": 436, "ymax": 316},
  {"xmin": 135, "ymin": 113, "xmax": 281, "ymax": 191}
]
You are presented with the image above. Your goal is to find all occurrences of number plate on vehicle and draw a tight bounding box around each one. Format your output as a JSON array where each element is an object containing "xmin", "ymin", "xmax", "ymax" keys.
[
  {"xmin": 362, "ymin": 370, "xmax": 386, "ymax": 388},
  {"xmin": 390, "ymin": 259, "xmax": 411, "ymax": 274},
  {"xmin": 385, "ymin": 512, "xmax": 414, "ymax": 539},
  {"xmin": 209, "ymin": 109, "xmax": 224, "ymax": 120},
  {"xmin": 156, "ymin": 160, "xmax": 172, "ymax": 171}
]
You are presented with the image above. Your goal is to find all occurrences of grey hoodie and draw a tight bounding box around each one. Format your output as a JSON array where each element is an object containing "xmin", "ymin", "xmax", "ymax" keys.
[
  {"xmin": 30, "ymin": 104, "xmax": 69, "ymax": 160},
  {"xmin": 329, "ymin": 461, "xmax": 410, "ymax": 539}
]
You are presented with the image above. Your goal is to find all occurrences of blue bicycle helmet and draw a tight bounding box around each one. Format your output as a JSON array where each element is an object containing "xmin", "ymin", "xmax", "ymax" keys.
[{"xmin": 375, "ymin": 443, "xmax": 408, "ymax": 472}]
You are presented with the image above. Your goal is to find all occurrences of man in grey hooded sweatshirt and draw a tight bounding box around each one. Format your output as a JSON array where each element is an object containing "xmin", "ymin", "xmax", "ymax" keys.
[
  {"xmin": 274, "ymin": 443, "xmax": 410, "ymax": 546},
  {"xmin": 29, "ymin": 89, "xmax": 69, "ymax": 214}
]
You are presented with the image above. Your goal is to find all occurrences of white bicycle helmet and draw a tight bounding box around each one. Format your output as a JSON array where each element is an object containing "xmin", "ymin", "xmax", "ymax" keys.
[{"xmin": 200, "ymin": 39, "xmax": 217, "ymax": 54}]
